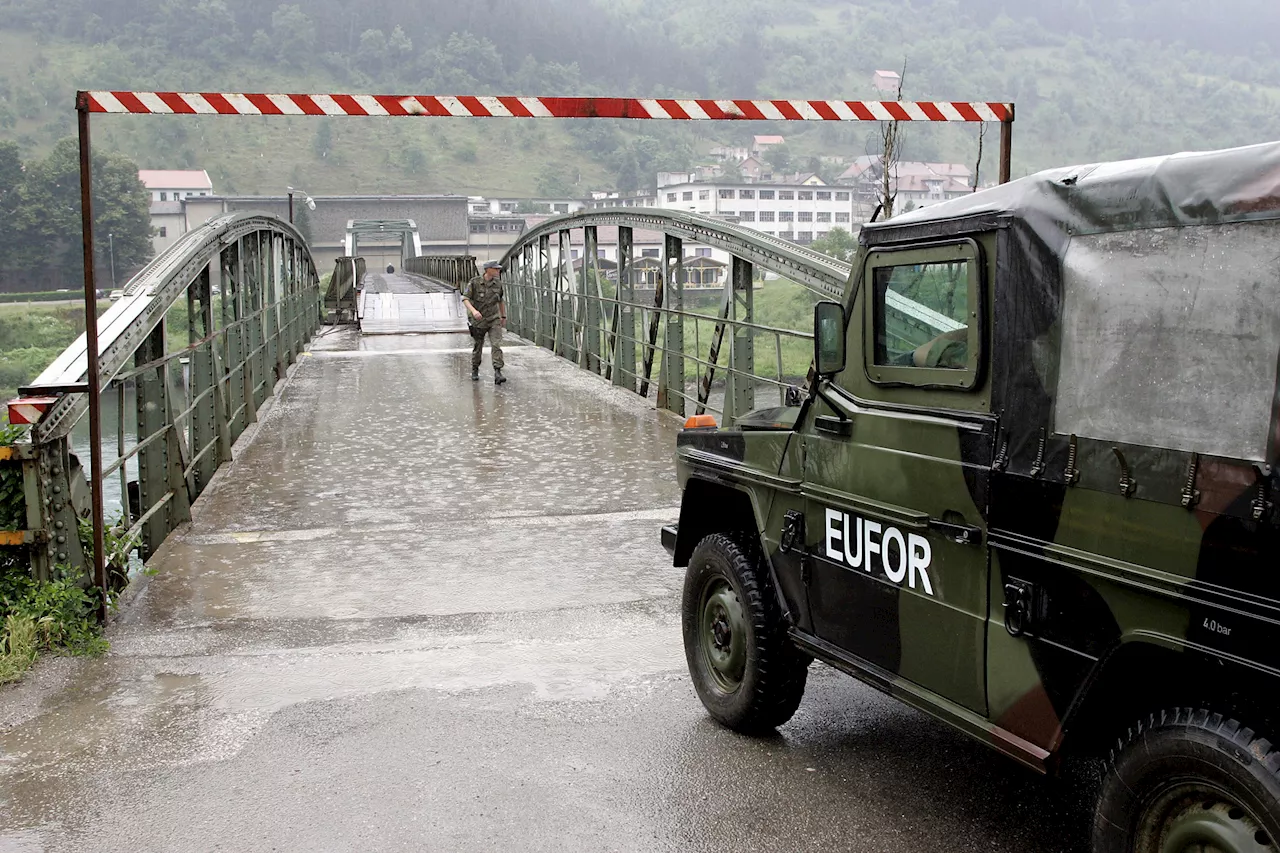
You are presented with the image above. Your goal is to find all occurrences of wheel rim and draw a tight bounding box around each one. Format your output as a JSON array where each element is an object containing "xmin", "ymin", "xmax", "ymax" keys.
[
  {"xmin": 1136, "ymin": 782, "xmax": 1278, "ymax": 853},
  {"xmin": 699, "ymin": 576, "xmax": 747, "ymax": 693}
]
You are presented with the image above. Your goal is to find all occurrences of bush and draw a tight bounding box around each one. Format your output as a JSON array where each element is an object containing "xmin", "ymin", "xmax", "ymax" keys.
[{"xmin": 0, "ymin": 291, "xmax": 80, "ymax": 304}]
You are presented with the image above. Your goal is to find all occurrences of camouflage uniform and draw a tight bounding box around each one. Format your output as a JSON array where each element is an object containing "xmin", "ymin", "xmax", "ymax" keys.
[{"xmin": 463, "ymin": 274, "xmax": 504, "ymax": 370}]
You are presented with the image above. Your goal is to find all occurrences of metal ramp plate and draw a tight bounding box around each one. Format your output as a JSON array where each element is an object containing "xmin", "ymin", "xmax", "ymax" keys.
[{"xmin": 358, "ymin": 272, "xmax": 468, "ymax": 334}]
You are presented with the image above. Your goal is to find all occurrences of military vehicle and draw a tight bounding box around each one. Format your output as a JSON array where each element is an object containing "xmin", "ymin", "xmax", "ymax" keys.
[{"xmin": 662, "ymin": 141, "xmax": 1280, "ymax": 853}]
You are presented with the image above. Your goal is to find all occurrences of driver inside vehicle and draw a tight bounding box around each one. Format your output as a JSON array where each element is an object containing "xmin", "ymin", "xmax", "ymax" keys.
[{"xmin": 884, "ymin": 327, "xmax": 968, "ymax": 369}]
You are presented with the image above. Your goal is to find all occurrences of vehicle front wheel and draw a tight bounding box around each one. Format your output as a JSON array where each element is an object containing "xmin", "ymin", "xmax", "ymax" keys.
[
  {"xmin": 681, "ymin": 532, "xmax": 808, "ymax": 734},
  {"xmin": 1094, "ymin": 708, "xmax": 1280, "ymax": 853}
]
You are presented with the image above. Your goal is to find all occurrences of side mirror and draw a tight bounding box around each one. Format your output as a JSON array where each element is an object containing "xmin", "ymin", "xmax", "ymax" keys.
[{"xmin": 813, "ymin": 301, "xmax": 846, "ymax": 377}]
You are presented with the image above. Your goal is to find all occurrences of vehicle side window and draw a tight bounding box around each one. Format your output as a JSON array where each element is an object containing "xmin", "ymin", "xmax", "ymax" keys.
[{"xmin": 862, "ymin": 241, "xmax": 983, "ymax": 389}]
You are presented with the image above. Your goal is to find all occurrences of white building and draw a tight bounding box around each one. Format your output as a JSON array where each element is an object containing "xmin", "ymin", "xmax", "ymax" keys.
[
  {"xmin": 652, "ymin": 177, "xmax": 859, "ymax": 245},
  {"xmin": 138, "ymin": 169, "xmax": 213, "ymax": 203},
  {"xmin": 139, "ymin": 169, "xmax": 215, "ymax": 255},
  {"xmin": 468, "ymin": 196, "xmax": 586, "ymax": 216}
]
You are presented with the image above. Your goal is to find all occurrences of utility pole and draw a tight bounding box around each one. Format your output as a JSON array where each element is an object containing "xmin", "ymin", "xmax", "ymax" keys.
[{"xmin": 109, "ymin": 233, "xmax": 116, "ymax": 288}]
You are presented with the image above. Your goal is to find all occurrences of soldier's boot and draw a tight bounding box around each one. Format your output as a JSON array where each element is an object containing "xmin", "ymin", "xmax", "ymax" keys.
[
  {"xmin": 494, "ymin": 368, "xmax": 507, "ymax": 385},
  {"xmin": 471, "ymin": 366, "xmax": 480, "ymax": 381}
]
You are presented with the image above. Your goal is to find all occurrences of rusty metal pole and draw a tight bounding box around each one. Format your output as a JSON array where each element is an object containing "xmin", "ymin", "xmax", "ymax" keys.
[
  {"xmin": 998, "ymin": 109, "xmax": 1014, "ymax": 184},
  {"xmin": 76, "ymin": 93, "xmax": 107, "ymax": 618}
]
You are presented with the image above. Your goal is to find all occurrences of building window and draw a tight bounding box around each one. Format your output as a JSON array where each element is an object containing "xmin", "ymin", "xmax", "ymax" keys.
[
  {"xmin": 695, "ymin": 247, "xmax": 712, "ymax": 257},
  {"xmin": 817, "ymin": 191, "xmax": 831, "ymax": 200},
  {"xmin": 160, "ymin": 192, "xmax": 167, "ymax": 201},
  {"xmin": 759, "ymin": 211, "xmax": 775, "ymax": 222},
  {"xmin": 158, "ymin": 226, "xmax": 167, "ymax": 238},
  {"xmin": 598, "ymin": 249, "xmax": 607, "ymax": 258},
  {"xmin": 778, "ymin": 211, "xmax": 794, "ymax": 222},
  {"xmin": 798, "ymin": 231, "xmax": 813, "ymax": 243},
  {"xmin": 722, "ymin": 211, "xmax": 735, "ymax": 217},
  {"xmin": 835, "ymin": 192, "xmax": 851, "ymax": 201},
  {"xmin": 554, "ymin": 204, "xmax": 569, "ymax": 213},
  {"xmin": 682, "ymin": 191, "xmax": 693, "ymax": 201},
  {"xmin": 817, "ymin": 212, "xmax": 832, "ymax": 223},
  {"xmin": 836, "ymin": 212, "xmax": 851, "ymax": 223},
  {"xmin": 572, "ymin": 250, "xmax": 580, "ymax": 259},
  {"xmin": 778, "ymin": 190, "xmax": 794, "ymax": 200},
  {"xmin": 698, "ymin": 190, "xmax": 709, "ymax": 200},
  {"xmin": 719, "ymin": 189, "xmax": 734, "ymax": 199},
  {"xmin": 759, "ymin": 190, "xmax": 775, "ymax": 200},
  {"xmin": 739, "ymin": 189, "xmax": 754, "ymax": 199},
  {"xmin": 642, "ymin": 248, "xmax": 660, "ymax": 257},
  {"xmin": 470, "ymin": 223, "xmax": 488, "ymax": 233},
  {"xmin": 740, "ymin": 211, "xmax": 755, "ymax": 222},
  {"xmin": 798, "ymin": 211, "xmax": 813, "ymax": 222},
  {"xmin": 798, "ymin": 191, "xmax": 813, "ymax": 200},
  {"xmin": 667, "ymin": 193, "xmax": 677, "ymax": 202}
]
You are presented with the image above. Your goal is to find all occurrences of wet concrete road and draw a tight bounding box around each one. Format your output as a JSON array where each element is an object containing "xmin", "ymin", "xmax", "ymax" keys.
[{"xmin": 0, "ymin": 331, "xmax": 1099, "ymax": 852}]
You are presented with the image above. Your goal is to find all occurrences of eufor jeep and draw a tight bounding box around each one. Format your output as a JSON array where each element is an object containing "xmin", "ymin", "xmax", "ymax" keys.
[{"xmin": 662, "ymin": 140, "xmax": 1280, "ymax": 853}]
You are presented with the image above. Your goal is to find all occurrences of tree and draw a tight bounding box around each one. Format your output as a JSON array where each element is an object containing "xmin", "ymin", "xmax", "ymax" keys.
[
  {"xmin": 810, "ymin": 228, "xmax": 857, "ymax": 263},
  {"xmin": 765, "ymin": 143, "xmax": 794, "ymax": 175},
  {"xmin": 292, "ymin": 203, "xmax": 314, "ymax": 244},
  {"xmin": 877, "ymin": 63, "xmax": 908, "ymax": 220},
  {"xmin": 356, "ymin": 29, "xmax": 387, "ymax": 75},
  {"xmin": 6, "ymin": 140, "xmax": 151, "ymax": 291},
  {"xmin": 270, "ymin": 4, "xmax": 317, "ymax": 68}
]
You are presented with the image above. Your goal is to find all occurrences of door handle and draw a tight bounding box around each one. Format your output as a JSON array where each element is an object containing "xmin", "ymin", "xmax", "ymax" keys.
[
  {"xmin": 928, "ymin": 517, "xmax": 983, "ymax": 545},
  {"xmin": 815, "ymin": 414, "xmax": 852, "ymax": 436}
]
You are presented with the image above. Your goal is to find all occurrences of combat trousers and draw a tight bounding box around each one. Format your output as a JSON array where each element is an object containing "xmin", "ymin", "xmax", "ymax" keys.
[{"xmin": 469, "ymin": 324, "xmax": 504, "ymax": 369}]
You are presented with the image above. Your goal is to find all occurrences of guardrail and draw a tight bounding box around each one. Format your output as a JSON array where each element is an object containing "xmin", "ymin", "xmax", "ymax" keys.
[
  {"xmin": 404, "ymin": 256, "xmax": 479, "ymax": 289},
  {"xmin": 500, "ymin": 210, "xmax": 840, "ymax": 424},
  {"xmin": 6, "ymin": 213, "xmax": 322, "ymax": 586}
]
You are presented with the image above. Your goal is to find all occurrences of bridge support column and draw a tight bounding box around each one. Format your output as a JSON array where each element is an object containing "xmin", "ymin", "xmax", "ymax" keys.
[
  {"xmin": 188, "ymin": 265, "xmax": 221, "ymax": 494},
  {"xmin": 582, "ymin": 226, "xmax": 601, "ymax": 374},
  {"xmin": 537, "ymin": 235, "xmax": 554, "ymax": 349},
  {"xmin": 658, "ymin": 234, "xmax": 685, "ymax": 416},
  {"xmin": 725, "ymin": 257, "xmax": 755, "ymax": 425},
  {"xmin": 612, "ymin": 227, "xmax": 635, "ymax": 390},
  {"xmin": 135, "ymin": 321, "xmax": 190, "ymax": 560},
  {"xmin": 223, "ymin": 238, "xmax": 248, "ymax": 440},
  {"xmin": 554, "ymin": 231, "xmax": 575, "ymax": 361}
]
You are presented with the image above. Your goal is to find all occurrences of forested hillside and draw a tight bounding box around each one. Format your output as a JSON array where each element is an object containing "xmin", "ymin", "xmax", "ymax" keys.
[{"xmin": 0, "ymin": 0, "xmax": 1276, "ymax": 192}]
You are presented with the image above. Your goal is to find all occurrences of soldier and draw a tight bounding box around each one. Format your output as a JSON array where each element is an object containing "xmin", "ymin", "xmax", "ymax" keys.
[{"xmin": 462, "ymin": 260, "xmax": 507, "ymax": 384}]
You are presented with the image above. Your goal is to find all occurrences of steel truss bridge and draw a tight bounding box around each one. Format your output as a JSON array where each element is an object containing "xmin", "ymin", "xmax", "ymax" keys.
[{"xmin": 0, "ymin": 205, "xmax": 975, "ymax": 591}]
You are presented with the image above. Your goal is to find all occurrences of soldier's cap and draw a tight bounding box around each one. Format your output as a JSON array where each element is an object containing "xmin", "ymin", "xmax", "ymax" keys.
[{"xmin": 483, "ymin": 260, "xmax": 503, "ymax": 270}]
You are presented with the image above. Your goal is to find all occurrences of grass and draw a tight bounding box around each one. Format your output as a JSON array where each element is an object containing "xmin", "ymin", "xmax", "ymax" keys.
[{"xmin": 0, "ymin": 614, "xmax": 37, "ymax": 684}]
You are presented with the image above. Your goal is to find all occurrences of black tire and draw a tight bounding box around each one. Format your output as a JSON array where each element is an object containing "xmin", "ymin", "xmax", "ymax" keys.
[
  {"xmin": 681, "ymin": 531, "xmax": 808, "ymax": 734},
  {"xmin": 1094, "ymin": 708, "xmax": 1280, "ymax": 853}
]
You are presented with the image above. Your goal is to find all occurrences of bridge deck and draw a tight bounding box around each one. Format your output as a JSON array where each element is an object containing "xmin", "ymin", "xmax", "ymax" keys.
[
  {"xmin": 0, "ymin": 330, "xmax": 1095, "ymax": 851},
  {"xmin": 359, "ymin": 271, "xmax": 468, "ymax": 334}
]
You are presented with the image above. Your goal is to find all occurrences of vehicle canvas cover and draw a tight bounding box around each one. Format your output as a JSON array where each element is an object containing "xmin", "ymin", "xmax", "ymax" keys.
[{"xmin": 857, "ymin": 140, "xmax": 1280, "ymax": 475}]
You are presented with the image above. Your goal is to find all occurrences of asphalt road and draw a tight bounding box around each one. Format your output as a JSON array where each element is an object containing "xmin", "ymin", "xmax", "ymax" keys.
[{"xmin": 0, "ymin": 330, "xmax": 1099, "ymax": 852}]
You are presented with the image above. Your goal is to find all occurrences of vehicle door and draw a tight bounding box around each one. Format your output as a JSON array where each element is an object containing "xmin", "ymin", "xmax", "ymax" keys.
[{"xmin": 802, "ymin": 240, "xmax": 994, "ymax": 715}]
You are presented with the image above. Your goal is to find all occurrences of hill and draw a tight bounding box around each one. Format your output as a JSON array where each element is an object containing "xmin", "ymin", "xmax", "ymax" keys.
[{"xmin": 0, "ymin": 0, "xmax": 1277, "ymax": 194}]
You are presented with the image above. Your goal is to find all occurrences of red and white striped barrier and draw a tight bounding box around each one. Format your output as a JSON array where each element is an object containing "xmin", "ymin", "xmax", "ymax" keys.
[
  {"xmin": 84, "ymin": 92, "xmax": 1012, "ymax": 123},
  {"xmin": 6, "ymin": 397, "xmax": 57, "ymax": 426}
]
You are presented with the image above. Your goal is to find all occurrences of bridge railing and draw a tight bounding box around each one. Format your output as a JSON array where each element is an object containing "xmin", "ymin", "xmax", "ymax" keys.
[
  {"xmin": 500, "ymin": 211, "xmax": 839, "ymax": 425},
  {"xmin": 404, "ymin": 256, "xmax": 479, "ymax": 289},
  {"xmin": 6, "ymin": 213, "xmax": 322, "ymax": 586}
]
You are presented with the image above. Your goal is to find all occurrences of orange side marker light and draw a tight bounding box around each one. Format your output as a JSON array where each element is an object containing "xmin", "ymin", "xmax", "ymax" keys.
[{"xmin": 683, "ymin": 414, "xmax": 717, "ymax": 429}]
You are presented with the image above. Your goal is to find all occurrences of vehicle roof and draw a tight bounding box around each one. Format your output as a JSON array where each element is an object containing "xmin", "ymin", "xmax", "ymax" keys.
[{"xmin": 861, "ymin": 139, "xmax": 1280, "ymax": 244}]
